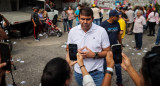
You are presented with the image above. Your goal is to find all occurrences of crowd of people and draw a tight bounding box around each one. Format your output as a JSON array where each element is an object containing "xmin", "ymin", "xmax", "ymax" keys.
[{"xmin": 0, "ymin": 1, "xmax": 160, "ymax": 86}]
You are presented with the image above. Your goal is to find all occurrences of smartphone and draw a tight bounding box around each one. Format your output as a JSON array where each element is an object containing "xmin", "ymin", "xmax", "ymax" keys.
[
  {"xmin": 69, "ymin": 44, "xmax": 77, "ymax": 61},
  {"xmin": 0, "ymin": 43, "xmax": 11, "ymax": 71},
  {"xmin": 111, "ymin": 44, "xmax": 122, "ymax": 64}
]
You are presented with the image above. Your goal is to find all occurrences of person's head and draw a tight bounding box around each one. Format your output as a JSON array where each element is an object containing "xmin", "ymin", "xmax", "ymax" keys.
[
  {"xmin": 63, "ymin": 7, "xmax": 68, "ymax": 12},
  {"xmin": 109, "ymin": 10, "xmax": 120, "ymax": 22},
  {"xmin": 92, "ymin": 4, "xmax": 96, "ymax": 8},
  {"xmin": 33, "ymin": 7, "xmax": 39, "ymax": 12},
  {"xmin": 78, "ymin": 7, "xmax": 93, "ymax": 32},
  {"xmin": 119, "ymin": 7, "xmax": 123, "ymax": 12},
  {"xmin": 121, "ymin": 8, "xmax": 126, "ymax": 13},
  {"xmin": 128, "ymin": 3, "xmax": 131, "ymax": 6},
  {"xmin": 99, "ymin": 7, "xmax": 102, "ymax": 9},
  {"xmin": 78, "ymin": 4, "xmax": 81, "ymax": 10},
  {"xmin": 41, "ymin": 57, "xmax": 71, "ymax": 86},
  {"xmin": 119, "ymin": 2, "xmax": 122, "ymax": 5},
  {"xmin": 140, "ymin": 46, "xmax": 160, "ymax": 86},
  {"xmin": 137, "ymin": 10, "xmax": 143, "ymax": 17},
  {"xmin": 68, "ymin": 6, "xmax": 72, "ymax": 10},
  {"xmin": 118, "ymin": 12, "xmax": 122, "ymax": 19}
]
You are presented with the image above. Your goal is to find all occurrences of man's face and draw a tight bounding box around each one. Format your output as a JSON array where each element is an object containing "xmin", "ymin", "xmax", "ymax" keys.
[
  {"xmin": 79, "ymin": 14, "xmax": 93, "ymax": 31},
  {"xmin": 112, "ymin": 15, "xmax": 119, "ymax": 22},
  {"xmin": 78, "ymin": 6, "xmax": 81, "ymax": 10},
  {"xmin": 137, "ymin": 11, "xmax": 141, "ymax": 17}
]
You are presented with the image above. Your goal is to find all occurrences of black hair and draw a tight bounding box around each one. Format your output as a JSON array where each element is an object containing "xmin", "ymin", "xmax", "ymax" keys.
[
  {"xmin": 128, "ymin": 3, "xmax": 131, "ymax": 6},
  {"xmin": 78, "ymin": 4, "xmax": 81, "ymax": 7},
  {"xmin": 141, "ymin": 46, "xmax": 160, "ymax": 86},
  {"xmin": 79, "ymin": 7, "xmax": 93, "ymax": 19},
  {"xmin": 41, "ymin": 57, "xmax": 71, "ymax": 86},
  {"xmin": 68, "ymin": 6, "xmax": 72, "ymax": 9}
]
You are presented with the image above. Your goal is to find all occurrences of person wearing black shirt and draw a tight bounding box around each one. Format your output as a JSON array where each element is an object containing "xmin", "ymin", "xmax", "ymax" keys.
[
  {"xmin": 31, "ymin": 7, "xmax": 42, "ymax": 41},
  {"xmin": 101, "ymin": 10, "xmax": 123, "ymax": 86}
]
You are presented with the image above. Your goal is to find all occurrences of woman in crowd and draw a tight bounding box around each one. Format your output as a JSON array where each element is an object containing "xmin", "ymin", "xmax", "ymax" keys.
[
  {"xmin": 67, "ymin": 6, "xmax": 74, "ymax": 29},
  {"xmin": 147, "ymin": 7, "xmax": 159, "ymax": 36},
  {"xmin": 133, "ymin": 10, "xmax": 146, "ymax": 50},
  {"xmin": 62, "ymin": 7, "xmax": 69, "ymax": 33},
  {"xmin": 38, "ymin": 9, "xmax": 44, "ymax": 36}
]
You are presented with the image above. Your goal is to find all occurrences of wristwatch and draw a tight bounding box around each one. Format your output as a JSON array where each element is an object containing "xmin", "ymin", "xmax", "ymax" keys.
[
  {"xmin": 94, "ymin": 52, "xmax": 99, "ymax": 59},
  {"xmin": 105, "ymin": 70, "xmax": 113, "ymax": 76}
]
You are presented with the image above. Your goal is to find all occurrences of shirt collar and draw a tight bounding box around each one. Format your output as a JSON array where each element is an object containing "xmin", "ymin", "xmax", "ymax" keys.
[{"xmin": 78, "ymin": 23, "xmax": 96, "ymax": 33}]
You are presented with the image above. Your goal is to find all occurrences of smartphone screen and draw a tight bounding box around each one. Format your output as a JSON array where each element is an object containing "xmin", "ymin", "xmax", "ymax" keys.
[
  {"xmin": 0, "ymin": 43, "xmax": 11, "ymax": 71},
  {"xmin": 111, "ymin": 44, "xmax": 122, "ymax": 64},
  {"xmin": 69, "ymin": 44, "xmax": 77, "ymax": 61}
]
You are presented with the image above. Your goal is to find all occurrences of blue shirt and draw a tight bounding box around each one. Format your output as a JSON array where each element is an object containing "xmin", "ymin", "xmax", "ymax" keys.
[
  {"xmin": 100, "ymin": 20, "xmax": 120, "ymax": 45},
  {"xmin": 75, "ymin": 10, "xmax": 80, "ymax": 21}
]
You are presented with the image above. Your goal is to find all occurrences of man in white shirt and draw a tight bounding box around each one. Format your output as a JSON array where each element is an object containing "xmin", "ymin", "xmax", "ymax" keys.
[
  {"xmin": 125, "ymin": 8, "xmax": 134, "ymax": 35},
  {"xmin": 91, "ymin": 5, "xmax": 101, "ymax": 25},
  {"xmin": 67, "ymin": 7, "xmax": 110, "ymax": 86}
]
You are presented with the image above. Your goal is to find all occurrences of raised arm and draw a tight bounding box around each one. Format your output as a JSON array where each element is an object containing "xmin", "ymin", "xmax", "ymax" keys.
[
  {"xmin": 121, "ymin": 53, "xmax": 141, "ymax": 86},
  {"xmin": 102, "ymin": 51, "xmax": 114, "ymax": 86}
]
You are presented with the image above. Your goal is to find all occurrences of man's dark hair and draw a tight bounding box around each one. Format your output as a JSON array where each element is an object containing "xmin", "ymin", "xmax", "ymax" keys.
[
  {"xmin": 128, "ymin": 3, "xmax": 131, "ymax": 6},
  {"xmin": 78, "ymin": 7, "xmax": 93, "ymax": 18},
  {"xmin": 41, "ymin": 57, "xmax": 71, "ymax": 86},
  {"xmin": 78, "ymin": 4, "xmax": 81, "ymax": 7},
  {"xmin": 141, "ymin": 46, "xmax": 160, "ymax": 86}
]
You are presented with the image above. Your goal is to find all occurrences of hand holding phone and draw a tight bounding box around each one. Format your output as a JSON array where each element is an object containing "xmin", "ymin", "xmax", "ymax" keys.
[
  {"xmin": 69, "ymin": 44, "xmax": 78, "ymax": 61},
  {"xmin": 111, "ymin": 44, "xmax": 122, "ymax": 64}
]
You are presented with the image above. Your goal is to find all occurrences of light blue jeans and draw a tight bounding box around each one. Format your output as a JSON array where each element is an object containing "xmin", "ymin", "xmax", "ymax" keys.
[
  {"xmin": 76, "ymin": 21, "xmax": 80, "ymax": 26},
  {"xmin": 93, "ymin": 19, "xmax": 100, "ymax": 25},
  {"xmin": 155, "ymin": 26, "xmax": 160, "ymax": 45},
  {"xmin": 74, "ymin": 70, "xmax": 104, "ymax": 86}
]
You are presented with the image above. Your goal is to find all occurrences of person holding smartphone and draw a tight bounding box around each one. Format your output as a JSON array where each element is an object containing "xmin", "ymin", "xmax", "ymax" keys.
[
  {"xmin": 0, "ymin": 48, "xmax": 7, "ymax": 86},
  {"xmin": 100, "ymin": 10, "xmax": 123, "ymax": 86},
  {"xmin": 0, "ymin": 14, "xmax": 9, "ymax": 29},
  {"xmin": 67, "ymin": 7, "xmax": 110, "ymax": 86}
]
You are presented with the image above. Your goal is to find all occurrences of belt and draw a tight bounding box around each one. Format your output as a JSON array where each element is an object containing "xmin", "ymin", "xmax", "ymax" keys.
[{"xmin": 89, "ymin": 69, "xmax": 98, "ymax": 74}]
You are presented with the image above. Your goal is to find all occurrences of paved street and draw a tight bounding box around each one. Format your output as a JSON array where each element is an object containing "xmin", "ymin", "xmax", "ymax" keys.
[{"xmin": 6, "ymin": 11, "xmax": 159, "ymax": 86}]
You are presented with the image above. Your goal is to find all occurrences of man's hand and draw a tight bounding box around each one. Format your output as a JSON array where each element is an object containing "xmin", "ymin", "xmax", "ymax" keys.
[
  {"xmin": 0, "ymin": 63, "xmax": 6, "ymax": 68},
  {"xmin": 78, "ymin": 47, "xmax": 95, "ymax": 58},
  {"xmin": 121, "ymin": 53, "xmax": 132, "ymax": 71},
  {"xmin": 34, "ymin": 23, "xmax": 36, "ymax": 27},
  {"xmin": 106, "ymin": 51, "xmax": 114, "ymax": 68},
  {"xmin": 77, "ymin": 53, "xmax": 84, "ymax": 66},
  {"xmin": 78, "ymin": 47, "xmax": 87, "ymax": 58},
  {"xmin": 0, "ymin": 14, "xmax": 4, "ymax": 18},
  {"xmin": 66, "ymin": 53, "xmax": 77, "ymax": 67}
]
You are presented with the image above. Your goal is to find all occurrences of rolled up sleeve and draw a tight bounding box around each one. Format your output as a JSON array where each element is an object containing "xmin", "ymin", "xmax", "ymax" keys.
[{"xmin": 83, "ymin": 75, "xmax": 96, "ymax": 86}]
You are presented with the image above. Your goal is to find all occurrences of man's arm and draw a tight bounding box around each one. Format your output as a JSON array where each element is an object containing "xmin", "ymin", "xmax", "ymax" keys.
[
  {"xmin": 97, "ymin": 47, "xmax": 111, "ymax": 58},
  {"xmin": 0, "ymin": 14, "xmax": 9, "ymax": 26},
  {"xmin": 118, "ymin": 32, "xmax": 122, "ymax": 45},
  {"xmin": 0, "ymin": 27, "xmax": 8, "ymax": 40},
  {"xmin": 102, "ymin": 51, "xmax": 114, "ymax": 86},
  {"xmin": 121, "ymin": 53, "xmax": 141, "ymax": 86},
  {"xmin": 74, "ymin": 11, "xmax": 78, "ymax": 17},
  {"xmin": 32, "ymin": 19, "xmax": 36, "ymax": 27},
  {"xmin": 123, "ymin": 18, "xmax": 129, "ymax": 22}
]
